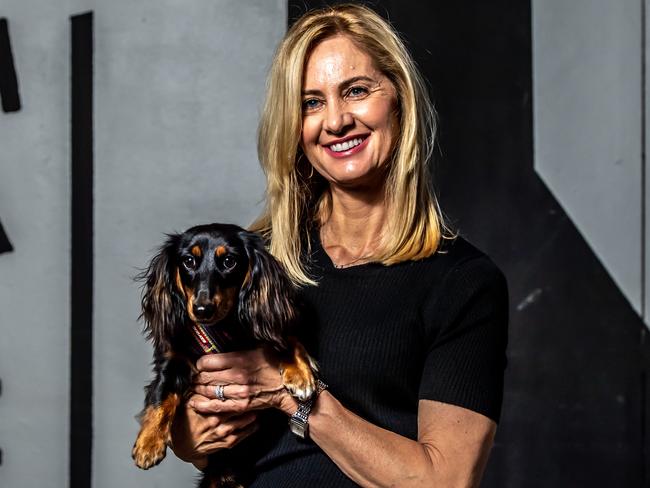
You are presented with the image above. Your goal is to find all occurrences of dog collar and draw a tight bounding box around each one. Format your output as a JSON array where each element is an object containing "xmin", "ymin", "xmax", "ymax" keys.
[
  {"xmin": 189, "ymin": 322, "xmax": 255, "ymax": 356},
  {"xmin": 192, "ymin": 323, "xmax": 240, "ymax": 354},
  {"xmin": 190, "ymin": 323, "xmax": 230, "ymax": 354}
]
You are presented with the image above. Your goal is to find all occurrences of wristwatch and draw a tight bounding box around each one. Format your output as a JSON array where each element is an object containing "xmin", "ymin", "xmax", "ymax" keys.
[{"xmin": 288, "ymin": 379, "xmax": 328, "ymax": 439}]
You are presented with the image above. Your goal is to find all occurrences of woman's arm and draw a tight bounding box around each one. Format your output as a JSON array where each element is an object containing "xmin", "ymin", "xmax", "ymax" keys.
[
  {"xmin": 306, "ymin": 392, "xmax": 495, "ymax": 487},
  {"xmin": 191, "ymin": 349, "xmax": 496, "ymax": 488}
]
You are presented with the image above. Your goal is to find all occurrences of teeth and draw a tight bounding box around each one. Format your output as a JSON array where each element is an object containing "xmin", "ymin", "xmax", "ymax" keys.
[{"xmin": 330, "ymin": 138, "xmax": 363, "ymax": 152}]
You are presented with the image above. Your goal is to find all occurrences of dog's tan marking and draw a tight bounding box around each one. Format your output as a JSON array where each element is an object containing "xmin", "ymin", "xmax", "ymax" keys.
[
  {"xmin": 212, "ymin": 287, "xmax": 238, "ymax": 322},
  {"xmin": 281, "ymin": 342, "xmax": 317, "ymax": 401},
  {"xmin": 215, "ymin": 245, "xmax": 227, "ymax": 258},
  {"xmin": 175, "ymin": 268, "xmax": 184, "ymax": 293},
  {"xmin": 132, "ymin": 393, "xmax": 181, "ymax": 469},
  {"xmin": 191, "ymin": 245, "xmax": 202, "ymax": 257},
  {"xmin": 175, "ymin": 267, "xmax": 196, "ymax": 315},
  {"xmin": 186, "ymin": 291, "xmax": 198, "ymax": 321},
  {"xmin": 183, "ymin": 280, "xmax": 195, "ymax": 309}
]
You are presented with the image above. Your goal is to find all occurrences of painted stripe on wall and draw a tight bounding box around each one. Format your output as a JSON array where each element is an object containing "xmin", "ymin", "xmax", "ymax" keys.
[
  {"xmin": 0, "ymin": 220, "xmax": 12, "ymax": 254},
  {"xmin": 70, "ymin": 11, "xmax": 93, "ymax": 488},
  {"xmin": 0, "ymin": 18, "xmax": 21, "ymax": 112}
]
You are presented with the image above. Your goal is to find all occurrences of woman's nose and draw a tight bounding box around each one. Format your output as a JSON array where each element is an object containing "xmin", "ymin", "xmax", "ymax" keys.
[{"xmin": 324, "ymin": 101, "xmax": 353, "ymax": 134}]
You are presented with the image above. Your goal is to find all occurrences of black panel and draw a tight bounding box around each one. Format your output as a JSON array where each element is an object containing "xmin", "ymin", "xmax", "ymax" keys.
[
  {"xmin": 70, "ymin": 12, "xmax": 93, "ymax": 488},
  {"xmin": 289, "ymin": 1, "xmax": 649, "ymax": 486},
  {"xmin": 0, "ymin": 18, "xmax": 21, "ymax": 112},
  {"xmin": 0, "ymin": 18, "xmax": 17, "ymax": 256},
  {"xmin": 0, "ymin": 220, "xmax": 12, "ymax": 254}
]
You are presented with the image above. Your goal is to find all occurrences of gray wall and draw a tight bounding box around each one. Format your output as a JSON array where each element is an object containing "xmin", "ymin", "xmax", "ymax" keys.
[
  {"xmin": 533, "ymin": 0, "xmax": 647, "ymax": 322},
  {"xmin": 0, "ymin": 1, "xmax": 286, "ymax": 487},
  {"xmin": 0, "ymin": 2, "xmax": 77, "ymax": 487}
]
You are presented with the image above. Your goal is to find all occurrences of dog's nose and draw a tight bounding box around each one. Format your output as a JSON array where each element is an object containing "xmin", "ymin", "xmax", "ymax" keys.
[{"xmin": 193, "ymin": 302, "xmax": 215, "ymax": 321}]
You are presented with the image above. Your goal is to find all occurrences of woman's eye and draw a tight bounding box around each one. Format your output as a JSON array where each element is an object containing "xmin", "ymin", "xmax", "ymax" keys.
[
  {"xmin": 183, "ymin": 256, "xmax": 196, "ymax": 269},
  {"xmin": 347, "ymin": 86, "xmax": 368, "ymax": 98},
  {"xmin": 302, "ymin": 98, "xmax": 322, "ymax": 111},
  {"xmin": 222, "ymin": 255, "xmax": 237, "ymax": 270}
]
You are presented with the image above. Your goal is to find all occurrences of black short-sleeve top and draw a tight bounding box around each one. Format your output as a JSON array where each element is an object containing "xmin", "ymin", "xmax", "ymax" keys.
[{"xmin": 248, "ymin": 233, "xmax": 509, "ymax": 487}]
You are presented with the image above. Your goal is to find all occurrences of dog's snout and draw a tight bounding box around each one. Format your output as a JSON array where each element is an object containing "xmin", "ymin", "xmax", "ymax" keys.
[{"xmin": 193, "ymin": 301, "xmax": 215, "ymax": 321}]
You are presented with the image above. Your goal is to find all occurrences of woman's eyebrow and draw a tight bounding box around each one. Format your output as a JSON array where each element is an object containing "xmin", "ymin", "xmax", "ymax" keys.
[
  {"xmin": 339, "ymin": 75, "xmax": 376, "ymax": 90},
  {"xmin": 302, "ymin": 75, "xmax": 377, "ymax": 96}
]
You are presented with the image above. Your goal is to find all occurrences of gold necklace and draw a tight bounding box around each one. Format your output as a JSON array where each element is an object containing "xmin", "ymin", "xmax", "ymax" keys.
[
  {"xmin": 332, "ymin": 253, "xmax": 374, "ymax": 269},
  {"xmin": 320, "ymin": 226, "xmax": 380, "ymax": 269}
]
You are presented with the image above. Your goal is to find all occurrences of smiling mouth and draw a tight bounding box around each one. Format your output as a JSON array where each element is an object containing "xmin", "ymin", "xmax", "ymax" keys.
[
  {"xmin": 328, "ymin": 137, "xmax": 365, "ymax": 152},
  {"xmin": 323, "ymin": 135, "xmax": 370, "ymax": 158}
]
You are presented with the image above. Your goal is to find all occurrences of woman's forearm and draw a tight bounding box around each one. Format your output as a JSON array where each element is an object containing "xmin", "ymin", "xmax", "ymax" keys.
[
  {"xmin": 307, "ymin": 392, "xmax": 436, "ymax": 487},
  {"xmin": 190, "ymin": 350, "xmax": 496, "ymax": 487},
  {"xmin": 309, "ymin": 391, "xmax": 432, "ymax": 487},
  {"xmin": 287, "ymin": 391, "xmax": 495, "ymax": 488}
]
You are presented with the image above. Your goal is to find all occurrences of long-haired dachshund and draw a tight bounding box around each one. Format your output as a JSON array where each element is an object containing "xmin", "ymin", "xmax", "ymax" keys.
[{"xmin": 131, "ymin": 223, "xmax": 317, "ymax": 487}]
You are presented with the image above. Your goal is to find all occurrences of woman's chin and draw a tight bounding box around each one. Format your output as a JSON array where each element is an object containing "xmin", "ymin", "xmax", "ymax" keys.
[
  {"xmin": 328, "ymin": 175, "xmax": 385, "ymax": 194},
  {"xmin": 320, "ymin": 164, "xmax": 386, "ymax": 191}
]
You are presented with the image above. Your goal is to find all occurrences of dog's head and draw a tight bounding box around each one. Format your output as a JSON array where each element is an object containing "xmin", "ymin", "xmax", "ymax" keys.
[{"xmin": 138, "ymin": 223, "xmax": 296, "ymax": 354}]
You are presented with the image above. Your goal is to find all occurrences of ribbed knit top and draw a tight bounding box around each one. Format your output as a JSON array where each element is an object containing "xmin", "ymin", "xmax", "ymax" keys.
[{"xmin": 246, "ymin": 233, "xmax": 509, "ymax": 487}]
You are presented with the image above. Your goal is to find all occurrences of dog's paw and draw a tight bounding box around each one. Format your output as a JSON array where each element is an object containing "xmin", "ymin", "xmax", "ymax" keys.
[
  {"xmin": 132, "ymin": 432, "xmax": 167, "ymax": 470},
  {"xmin": 282, "ymin": 364, "xmax": 316, "ymax": 401},
  {"xmin": 132, "ymin": 395, "xmax": 179, "ymax": 469}
]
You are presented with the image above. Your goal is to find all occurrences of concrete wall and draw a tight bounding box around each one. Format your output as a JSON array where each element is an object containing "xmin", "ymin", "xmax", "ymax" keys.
[
  {"xmin": 0, "ymin": 3, "xmax": 84, "ymax": 487},
  {"xmin": 0, "ymin": 1, "xmax": 286, "ymax": 487},
  {"xmin": 532, "ymin": 0, "xmax": 647, "ymax": 322},
  {"xmin": 93, "ymin": 2, "xmax": 285, "ymax": 486}
]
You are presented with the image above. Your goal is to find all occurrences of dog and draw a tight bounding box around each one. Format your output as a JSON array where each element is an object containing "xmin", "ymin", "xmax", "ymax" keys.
[{"xmin": 131, "ymin": 223, "xmax": 317, "ymax": 487}]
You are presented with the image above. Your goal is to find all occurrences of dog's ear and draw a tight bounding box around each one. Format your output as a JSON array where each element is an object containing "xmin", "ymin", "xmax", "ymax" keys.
[
  {"xmin": 137, "ymin": 234, "xmax": 185, "ymax": 352},
  {"xmin": 237, "ymin": 231, "xmax": 295, "ymax": 354}
]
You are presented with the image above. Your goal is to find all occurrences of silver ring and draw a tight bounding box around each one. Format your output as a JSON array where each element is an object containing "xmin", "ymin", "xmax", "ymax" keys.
[{"xmin": 215, "ymin": 384, "xmax": 226, "ymax": 402}]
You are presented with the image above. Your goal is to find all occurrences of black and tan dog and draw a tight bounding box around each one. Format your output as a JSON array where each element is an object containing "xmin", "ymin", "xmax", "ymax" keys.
[{"xmin": 131, "ymin": 223, "xmax": 317, "ymax": 487}]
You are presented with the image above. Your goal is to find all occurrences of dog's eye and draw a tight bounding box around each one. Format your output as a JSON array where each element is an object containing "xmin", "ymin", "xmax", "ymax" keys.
[
  {"xmin": 183, "ymin": 256, "xmax": 197, "ymax": 269},
  {"xmin": 222, "ymin": 255, "xmax": 237, "ymax": 270}
]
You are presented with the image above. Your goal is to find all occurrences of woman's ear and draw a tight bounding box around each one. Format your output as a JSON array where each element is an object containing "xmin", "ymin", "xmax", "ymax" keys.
[
  {"xmin": 137, "ymin": 234, "xmax": 185, "ymax": 352},
  {"xmin": 237, "ymin": 231, "xmax": 295, "ymax": 354}
]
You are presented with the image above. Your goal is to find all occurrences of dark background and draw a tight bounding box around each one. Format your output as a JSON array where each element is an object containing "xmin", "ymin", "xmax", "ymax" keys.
[{"xmin": 290, "ymin": 1, "xmax": 650, "ymax": 486}]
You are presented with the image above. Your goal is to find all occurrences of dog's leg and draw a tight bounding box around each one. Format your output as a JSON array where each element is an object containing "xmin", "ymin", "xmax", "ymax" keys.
[
  {"xmin": 133, "ymin": 354, "xmax": 193, "ymax": 469},
  {"xmin": 132, "ymin": 392, "xmax": 181, "ymax": 469},
  {"xmin": 280, "ymin": 340, "xmax": 318, "ymax": 401}
]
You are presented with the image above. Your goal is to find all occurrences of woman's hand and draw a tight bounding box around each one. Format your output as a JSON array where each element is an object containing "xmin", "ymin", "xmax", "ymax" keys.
[
  {"xmin": 190, "ymin": 348, "xmax": 297, "ymax": 417},
  {"xmin": 170, "ymin": 392, "xmax": 259, "ymax": 469},
  {"xmin": 170, "ymin": 348, "xmax": 296, "ymax": 469}
]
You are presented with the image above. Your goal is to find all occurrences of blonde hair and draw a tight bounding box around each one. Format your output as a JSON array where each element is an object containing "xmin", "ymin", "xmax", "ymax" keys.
[{"xmin": 251, "ymin": 3, "xmax": 452, "ymax": 286}]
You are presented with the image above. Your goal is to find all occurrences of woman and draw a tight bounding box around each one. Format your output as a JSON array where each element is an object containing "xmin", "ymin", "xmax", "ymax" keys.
[{"xmin": 171, "ymin": 4, "xmax": 508, "ymax": 487}]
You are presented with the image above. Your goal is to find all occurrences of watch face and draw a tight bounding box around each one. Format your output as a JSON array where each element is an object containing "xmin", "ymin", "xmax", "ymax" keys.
[{"xmin": 289, "ymin": 417, "xmax": 307, "ymax": 439}]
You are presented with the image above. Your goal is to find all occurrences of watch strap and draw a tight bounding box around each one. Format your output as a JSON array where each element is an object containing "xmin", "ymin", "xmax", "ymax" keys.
[{"xmin": 288, "ymin": 379, "xmax": 327, "ymax": 439}]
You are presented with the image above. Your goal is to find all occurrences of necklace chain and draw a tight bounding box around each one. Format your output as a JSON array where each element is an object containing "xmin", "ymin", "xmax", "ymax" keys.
[
  {"xmin": 320, "ymin": 226, "xmax": 379, "ymax": 269},
  {"xmin": 332, "ymin": 253, "xmax": 374, "ymax": 269}
]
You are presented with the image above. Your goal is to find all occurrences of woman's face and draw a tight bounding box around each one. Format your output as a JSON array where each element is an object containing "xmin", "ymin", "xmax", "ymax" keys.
[{"xmin": 300, "ymin": 35, "xmax": 399, "ymax": 190}]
